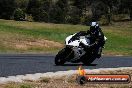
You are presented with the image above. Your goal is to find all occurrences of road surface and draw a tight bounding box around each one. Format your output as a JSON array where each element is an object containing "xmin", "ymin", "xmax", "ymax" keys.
[{"xmin": 0, "ymin": 54, "xmax": 131, "ymax": 77}]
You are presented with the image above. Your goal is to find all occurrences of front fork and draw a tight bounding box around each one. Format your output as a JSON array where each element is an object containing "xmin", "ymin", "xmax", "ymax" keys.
[{"xmin": 63, "ymin": 46, "xmax": 74, "ymax": 61}]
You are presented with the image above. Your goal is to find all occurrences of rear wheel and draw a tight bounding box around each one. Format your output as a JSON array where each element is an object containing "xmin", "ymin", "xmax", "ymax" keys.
[{"xmin": 81, "ymin": 54, "xmax": 96, "ymax": 65}]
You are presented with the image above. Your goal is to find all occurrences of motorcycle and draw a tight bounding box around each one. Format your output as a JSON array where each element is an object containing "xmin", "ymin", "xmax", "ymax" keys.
[{"xmin": 55, "ymin": 32, "xmax": 107, "ymax": 65}]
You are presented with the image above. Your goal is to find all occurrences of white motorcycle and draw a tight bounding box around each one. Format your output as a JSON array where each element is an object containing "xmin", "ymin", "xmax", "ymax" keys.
[{"xmin": 55, "ymin": 32, "xmax": 107, "ymax": 65}]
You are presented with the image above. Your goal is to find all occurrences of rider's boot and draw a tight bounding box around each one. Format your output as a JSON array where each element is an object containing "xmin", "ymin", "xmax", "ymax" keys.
[{"xmin": 97, "ymin": 47, "xmax": 102, "ymax": 58}]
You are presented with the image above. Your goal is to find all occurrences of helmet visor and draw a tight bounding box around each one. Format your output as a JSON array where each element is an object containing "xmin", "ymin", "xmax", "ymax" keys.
[{"xmin": 90, "ymin": 26, "xmax": 96, "ymax": 34}]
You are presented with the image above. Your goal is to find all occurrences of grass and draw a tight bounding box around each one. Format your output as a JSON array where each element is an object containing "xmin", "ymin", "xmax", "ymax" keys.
[
  {"xmin": 0, "ymin": 19, "xmax": 87, "ymax": 42},
  {"xmin": 103, "ymin": 23, "xmax": 132, "ymax": 55},
  {"xmin": 39, "ymin": 77, "xmax": 50, "ymax": 83},
  {"xmin": 1, "ymin": 83, "xmax": 33, "ymax": 88},
  {"xmin": 0, "ymin": 19, "xmax": 131, "ymax": 55}
]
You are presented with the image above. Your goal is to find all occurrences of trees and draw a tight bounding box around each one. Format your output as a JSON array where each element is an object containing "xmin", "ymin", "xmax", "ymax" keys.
[
  {"xmin": 129, "ymin": 1, "xmax": 132, "ymax": 20},
  {"xmin": 13, "ymin": 8, "xmax": 25, "ymax": 21},
  {"xmin": 0, "ymin": 0, "xmax": 16, "ymax": 19},
  {"xmin": 27, "ymin": 0, "xmax": 52, "ymax": 22},
  {"xmin": 119, "ymin": 0, "xmax": 132, "ymax": 20},
  {"xmin": 65, "ymin": 6, "xmax": 80, "ymax": 24},
  {"xmin": 73, "ymin": 0, "xmax": 86, "ymax": 16},
  {"xmin": 49, "ymin": 0, "xmax": 68, "ymax": 23},
  {"xmin": 91, "ymin": 1, "xmax": 108, "ymax": 21},
  {"xmin": 15, "ymin": 0, "xmax": 29, "ymax": 10},
  {"xmin": 13, "ymin": 0, "xmax": 29, "ymax": 21},
  {"xmin": 100, "ymin": 0, "xmax": 118, "ymax": 23},
  {"xmin": 27, "ymin": 0, "xmax": 42, "ymax": 21},
  {"xmin": 0, "ymin": 0, "xmax": 131, "ymax": 24},
  {"xmin": 49, "ymin": 5, "xmax": 63, "ymax": 23}
]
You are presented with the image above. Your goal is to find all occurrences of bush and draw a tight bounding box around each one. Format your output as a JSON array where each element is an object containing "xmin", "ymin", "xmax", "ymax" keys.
[
  {"xmin": 0, "ymin": 0, "xmax": 16, "ymax": 20},
  {"xmin": 13, "ymin": 8, "xmax": 25, "ymax": 21},
  {"xmin": 25, "ymin": 14, "xmax": 33, "ymax": 22},
  {"xmin": 112, "ymin": 14, "xmax": 129, "ymax": 22},
  {"xmin": 80, "ymin": 16, "xmax": 85, "ymax": 24},
  {"xmin": 66, "ymin": 15, "xmax": 80, "ymax": 25},
  {"xmin": 99, "ymin": 15, "xmax": 109, "ymax": 25},
  {"xmin": 37, "ymin": 8, "xmax": 49, "ymax": 22},
  {"xmin": 49, "ymin": 5, "xmax": 64, "ymax": 23},
  {"xmin": 65, "ymin": 6, "xmax": 80, "ymax": 24},
  {"xmin": 82, "ymin": 15, "xmax": 93, "ymax": 25}
]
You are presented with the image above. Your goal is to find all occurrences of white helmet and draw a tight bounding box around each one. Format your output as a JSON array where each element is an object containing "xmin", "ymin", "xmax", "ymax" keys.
[
  {"xmin": 90, "ymin": 22, "xmax": 99, "ymax": 35},
  {"xmin": 90, "ymin": 22, "xmax": 99, "ymax": 28}
]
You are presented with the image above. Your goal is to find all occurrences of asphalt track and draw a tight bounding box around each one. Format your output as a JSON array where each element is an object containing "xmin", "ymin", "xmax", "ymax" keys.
[{"xmin": 0, "ymin": 54, "xmax": 131, "ymax": 77}]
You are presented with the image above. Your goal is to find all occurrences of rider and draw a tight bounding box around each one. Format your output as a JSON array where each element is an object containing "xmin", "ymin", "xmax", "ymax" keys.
[{"xmin": 80, "ymin": 22, "xmax": 105, "ymax": 58}]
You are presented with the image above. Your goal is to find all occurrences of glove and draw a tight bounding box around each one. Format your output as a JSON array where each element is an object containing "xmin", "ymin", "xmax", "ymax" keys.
[{"xmin": 79, "ymin": 42, "xmax": 84, "ymax": 47}]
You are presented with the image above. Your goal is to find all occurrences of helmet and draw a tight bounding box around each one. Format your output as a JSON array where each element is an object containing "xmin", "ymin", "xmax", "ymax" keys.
[
  {"xmin": 89, "ymin": 22, "xmax": 99, "ymax": 35},
  {"xmin": 90, "ymin": 22, "xmax": 99, "ymax": 29}
]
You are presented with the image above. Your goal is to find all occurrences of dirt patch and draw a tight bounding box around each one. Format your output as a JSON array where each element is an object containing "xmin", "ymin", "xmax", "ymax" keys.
[
  {"xmin": 103, "ymin": 50, "xmax": 129, "ymax": 56},
  {"xmin": 0, "ymin": 32, "xmax": 63, "ymax": 52},
  {"xmin": 13, "ymin": 39, "xmax": 63, "ymax": 50}
]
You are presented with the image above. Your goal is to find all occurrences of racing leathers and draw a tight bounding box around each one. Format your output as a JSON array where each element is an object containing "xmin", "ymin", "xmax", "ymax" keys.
[{"xmin": 80, "ymin": 28, "xmax": 105, "ymax": 58}]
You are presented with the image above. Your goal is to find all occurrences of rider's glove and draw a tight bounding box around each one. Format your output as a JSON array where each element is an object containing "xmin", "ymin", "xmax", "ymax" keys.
[{"xmin": 79, "ymin": 42, "xmax": 85, "ymax": 47}]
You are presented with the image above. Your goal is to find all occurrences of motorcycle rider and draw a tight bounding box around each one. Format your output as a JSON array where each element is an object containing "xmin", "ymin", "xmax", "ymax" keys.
[{"xmin": 80, "ymin": 22, "xmax": 105, "ymax": 58}]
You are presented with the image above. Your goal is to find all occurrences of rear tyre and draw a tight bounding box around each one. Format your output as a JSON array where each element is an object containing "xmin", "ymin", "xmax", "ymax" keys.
[{"xmin": 81, "ymin": 54, "xmax": 96, "ymax": 65}]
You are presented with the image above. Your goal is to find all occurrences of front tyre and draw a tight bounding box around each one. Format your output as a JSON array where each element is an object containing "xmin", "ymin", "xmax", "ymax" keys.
[{"xmin": 55, "ymin": 48, "xmax": 70, "ymax": 65}]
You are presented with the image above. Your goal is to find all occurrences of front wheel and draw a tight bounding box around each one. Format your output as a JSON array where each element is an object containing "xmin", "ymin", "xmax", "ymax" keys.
[{"xmin": 55, "ymin": 48, "xmax": 71, "ymax": 65}]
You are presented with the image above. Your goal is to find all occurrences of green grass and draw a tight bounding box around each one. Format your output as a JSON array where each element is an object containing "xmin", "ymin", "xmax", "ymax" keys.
[
  {"xmin": 0, "ymin": 20, "xmax": 87, "ymax": 43},
  {"xmin": 0, "ymin": 19, "xmax": 131, "ymax": 55},
  {"xmin": 3, "ymin": 83, "xmax": 33, "ymax": 88}
]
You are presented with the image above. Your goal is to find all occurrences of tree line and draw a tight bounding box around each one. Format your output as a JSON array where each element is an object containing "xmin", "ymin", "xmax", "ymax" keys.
[{"xmin": 0, "ymin": 0, "xmax": 131, "ymax": 25}]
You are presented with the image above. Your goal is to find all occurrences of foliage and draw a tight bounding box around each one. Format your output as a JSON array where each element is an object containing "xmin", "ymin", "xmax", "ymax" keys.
[
  {"xmin": 65, "ymin": 6, "xmax": 80, "ymax": 24},
  {"xmin": 25, "ymin": 14, "xmax": 33, "ymax": 22},
  {"xmin": 15, "ymin": 0, "xmax": 29, "ymax": 10},
  {"xmin": 13, "ymin": 8, "xmax": 25, "ymax": 21},
  {"xmin": 99, "ymin": 15, "xmax": 109, "ymax": 25},
  {"xmin": 0, "ymin": 0, "xmax": 16, "ymax": 19},
  {"xmin": 0, "ymin": 0, "xmax": 131, "ymax": 24},
  {"xmin": 49, "ymin": 0, "xmax": 68, "ymax": 23}
]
